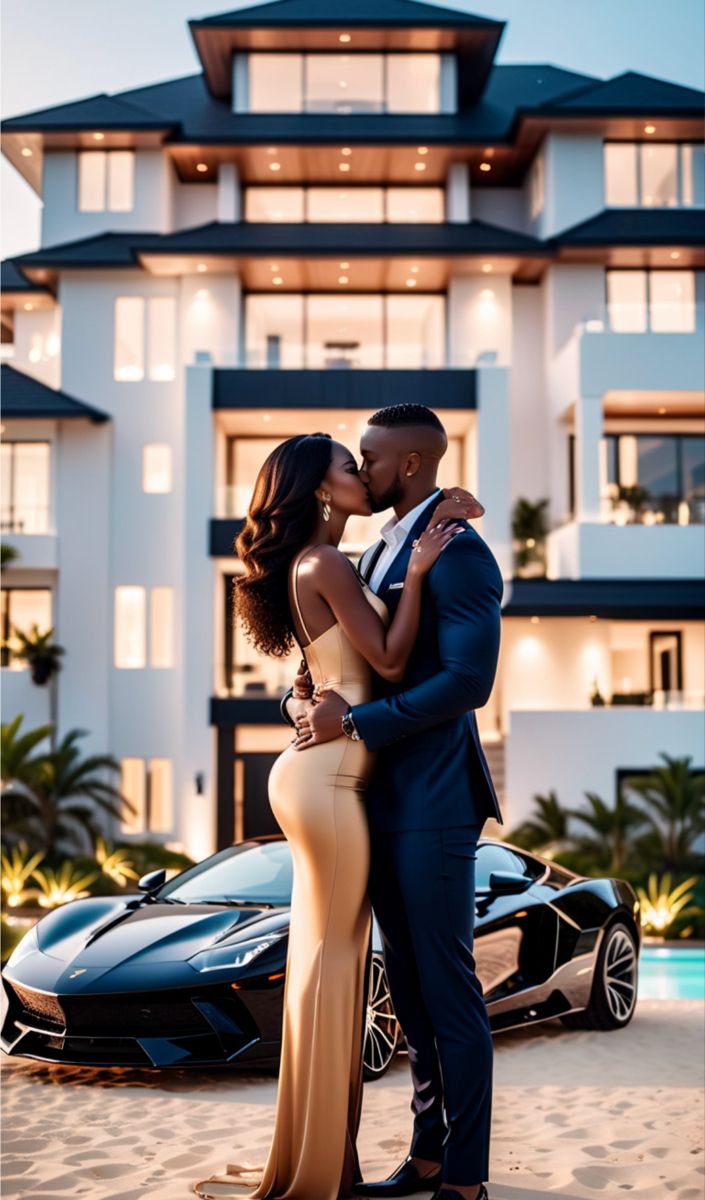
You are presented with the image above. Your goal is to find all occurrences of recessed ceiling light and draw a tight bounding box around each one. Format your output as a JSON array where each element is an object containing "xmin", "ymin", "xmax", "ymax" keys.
[
  {"xmin": 417, "ymin": 146, "xmax": 428, "ymax": 155},
  {"xmin": 267, "ymin": 146, "xmax": 278, "ymax": 155},
  {"xmin": 340, "ymin": 261, "xmax": 350, "ymax": 269},
  {"xmin": 644, "ymin": 124, "xmax": 656, "ymax": 134},
  {"xmin": 339, "ymin": 80, "xmax": 348, "ymax": 89},
  {"xmin": 482, "ymin": 263, "xmax": 493, "ymax": 273},
  {"xmin": 670, "ymin": 251, "xmax": 680, "ymax": 260},
  {"xmin": 269, "ymin": 162, "xmax": 281, "ymax": 172},
  {"xmin": 21, "ymin": 147, "xmax": 33, "ymax": 157},
  {"xmin": 195, "ymin": 288, "xmax": 209, "ymax": 300},
  {"xmin": 263, "ymin": 413, "xmax": 272, "ymax": 422},
  {"xmin": 24, "ymin": 302, "xmax": 33, "ymax": 311},
  {"xmin": 93, "ymin": 132, "xmax": 105, "ymax": 141},
  {"xmin": 479, "ymin": 162, "xmax": 492, "ymax": 172},
  {"xmin": 406, "ymin": 278, "xmax": 417, "ymax": 288},
  {"xmin": 338, "ymin": 275, "xmax": 349, "ymax": 284},
  {"xmin": 658, "ymin": 406, "xmax": 667, "ymax": 414},
  {"xmin": 339, "ymin": 162, "xmax": 351, "ymax": 172},
  {"xmin": 341, "ymin": 147, "xmax": 352, "ymax": 156},
  {"xmin": 414, "ymin": 162, "xmax": 427, "ymax": 172},
  {"xmin": 483, "ymin": 147, "xmax": 495, "ymax": 158},
  {"xmin": 480, "ymin": 288, "xmax": 495, "ymax": 300},
  {"xmin": 530, "ymin": 616, "xmax": 540, "ymax": 624},
  {"xmin": 337, "ymin": 422, "xmax": 348, "ymax": 429},
  {"xmin": 339, "ymin": 33, "xmax": 351, "ymax": 43},
  {"xmin": 589, "ymin": 615, "xmax": 597, "ymax": 622},
  {"xmin": 196, "ymin": 162, "xmax": 209, "ymax": 173},
  {"xmin": 272, "ymin": 276, "xmax": 283, "ymax": 285},
  {"xmin": 270, "ymin": 263, "xmax": 279, "ymax": 271},
  {"xmin": 410, "ymin": 265, "xmax": 419, "ymax": 274},
  {"xmin": 197, "ymin": 263, "xmax": 207, "ymax": 273}
]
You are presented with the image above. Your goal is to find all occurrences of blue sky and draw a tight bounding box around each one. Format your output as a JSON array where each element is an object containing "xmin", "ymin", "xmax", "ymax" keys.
[{"xmin": 2, "ymin": 0, "xmax": 704, "ymax": 259}]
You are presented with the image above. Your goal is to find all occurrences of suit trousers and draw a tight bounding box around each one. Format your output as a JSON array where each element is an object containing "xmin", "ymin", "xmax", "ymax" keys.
[{"xmin": 369, "ymin": 822, "xmax": 493, "ymax": 1184}]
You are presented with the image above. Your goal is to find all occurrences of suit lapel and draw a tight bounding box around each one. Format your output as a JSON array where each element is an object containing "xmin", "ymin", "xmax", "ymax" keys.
[
  {"xmin": 377, "ymin": 494, "xmax": 441, "ymax": 611},
  {"xmin": 359, "ymin": 539, "xmax": 385, "ymax": 586}
]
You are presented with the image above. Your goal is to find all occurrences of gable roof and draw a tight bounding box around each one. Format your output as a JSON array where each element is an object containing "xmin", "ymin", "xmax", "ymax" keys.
[
  {"xmin": 547, "ymin": 70, "xmax": 705, "ymax": 114},
  {"xmin": 1, "ymin": 260, "xmax": 53, "ymax": 294},
  {"xmin": 1, "ymin": 364, "xmax": 110, "ymax": 423},
  {"xmin": 190, "ymin": 0, "xmax": 502, "ymax": 28}
]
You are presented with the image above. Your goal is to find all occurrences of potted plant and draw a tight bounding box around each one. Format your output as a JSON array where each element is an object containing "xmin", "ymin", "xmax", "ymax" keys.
[{"xmin": 511, "ymin": 498, "xmax": 549, "ymax": 578}]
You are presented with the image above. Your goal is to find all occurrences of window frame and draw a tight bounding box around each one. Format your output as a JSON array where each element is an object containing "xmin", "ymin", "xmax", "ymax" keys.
[
  {"xmin": 0, "ymin": 585, "xmax": 53, "ymax": 668},
  {"xmin": 0, "ymin": 440, "xmax": 51, "ymax": 534},
  {"xmin": 605, "ymin": 268, "xmax": 696, "ymax": 334},
  {"xmin": 77, "ymin": 149, "xmax": 135, "ymax": 213},
  {"xmin": 568, "ymin": 431, "xmax": 705, "ymax": 519},
  {"xmin": 604, "ymin": 140, "xmax": 699, "ymax": 208},
  {"xmin": 247, "ymin": 50, "xmax": 442, "ymax": 115},
  {"xmin": 243, "ymin": 184, "xmax": 445, "ymax": 224}
]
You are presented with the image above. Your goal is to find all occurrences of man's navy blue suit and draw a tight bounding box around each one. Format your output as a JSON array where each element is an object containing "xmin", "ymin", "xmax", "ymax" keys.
[{"xmin": 351, "ymin": 492, "xmax": 504, "ymax": 1184}]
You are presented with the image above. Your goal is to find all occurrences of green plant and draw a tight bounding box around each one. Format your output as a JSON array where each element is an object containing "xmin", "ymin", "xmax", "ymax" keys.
[
  {"xmin": 1, "ymin": 543, "xmax": 19, "ymax": 569},
  {"xmin": 507, "ymin": 791, "xmax": 571, "ymax": 854},
  {"xmin": 511, "ymin": 497, "xmax": 549, "ymax": 576},
  {"xmin": 10, "ymin": 624, "xmax": 65, "ymax": 686},
  {"xmin": 94, "ymin": 836, "xmax": 140, "ymax": 885},
  {"xmin": 626, "ymin": 754, "xmax": 705, "ymax": 872},
  {"xmin": 566, "ymin": 789, "xmax": 649, "ymax": 874},
  {"xmin": 31, "ymin": 860, "xmax": 100, "ymax": 908},
  {"xmin": 1, "ymin": 841, "xmax": 45, "ymax": 908},
  {"xmin": 637, "ymin": 872, "xmax": 703, "ymax": 937}
]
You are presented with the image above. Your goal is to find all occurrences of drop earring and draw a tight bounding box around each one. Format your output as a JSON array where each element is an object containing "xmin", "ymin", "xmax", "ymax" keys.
[{"xmin": 321, "ymin": 492, "xmax": 332, "ymax": 522}]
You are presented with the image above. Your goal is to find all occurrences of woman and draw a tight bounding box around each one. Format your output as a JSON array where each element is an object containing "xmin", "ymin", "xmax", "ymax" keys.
[{"xmin": 192, "ymin": 433, "xmax": 478, "ymax": 1200}]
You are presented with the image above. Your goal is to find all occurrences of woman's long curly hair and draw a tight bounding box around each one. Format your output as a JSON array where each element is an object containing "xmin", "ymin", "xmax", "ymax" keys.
[{"xmin": 233, "ymin": 433, "xmax": 334, "ymax": 658}]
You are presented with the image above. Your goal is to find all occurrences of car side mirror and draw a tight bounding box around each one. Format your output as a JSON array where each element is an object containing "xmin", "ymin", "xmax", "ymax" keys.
[
  {"xmin": 138, "ymin": 869, "xmax": 166, "ymax": 893},
  {"xmin": 488, "ymin": 870, "xmax": 532, "ymax": 894}
]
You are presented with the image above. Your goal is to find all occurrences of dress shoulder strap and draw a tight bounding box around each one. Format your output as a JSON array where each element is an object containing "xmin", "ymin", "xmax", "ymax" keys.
[{"xmin": 290, "ymin": 547, "xmax": 315, "ymax": 645}]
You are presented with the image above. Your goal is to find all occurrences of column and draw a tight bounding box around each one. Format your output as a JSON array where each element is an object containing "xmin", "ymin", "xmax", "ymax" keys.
[
  {"xmin": 217, "ymin": 162, "xmax": 240, "ymax": 223},
  {"xmin": 476, "ymin": 366, "xmax": 511, "ymax": 578},
  {"xmin": 575, "ymin": 392, "xmax": 602, "ymax": 521},
  {"xmin": 446, "ymin": 162, "xmax": 471, "ymax": 223}
]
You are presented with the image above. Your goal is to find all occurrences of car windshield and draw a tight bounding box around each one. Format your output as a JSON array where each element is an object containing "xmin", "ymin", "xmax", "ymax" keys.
[
  {"xmin": 476, "ymin": 843, "xmax": 545, "ymax": 890},
  {"xmin": 157, "ymin": 841, "xmax": 293, "ymax": 906}
]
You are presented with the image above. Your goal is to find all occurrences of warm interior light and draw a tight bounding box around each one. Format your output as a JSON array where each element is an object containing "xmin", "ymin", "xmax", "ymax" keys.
[
  {"xmin": 272, "ymin": 276, "xmax": 283, "ymax": 286},
  {"xmin": 530, "ymin": 616, "xmax": 540, "ymax": 624},
  {"xmin": 93, "ymin": 132, "xmax": 105, "ymax": 141},
  {"xmin": 197, "ymin": 263, "xmax": 207, "ymax": 273},
  {"xmin": 417, "ymin": 146, "xmax": 428, "ymax": 155},
  {"xmin": 406, "ymin": 279, "xmax": 417, "ymax": 288},
  {"xmin": 196, "ymin": 162, "xmax": 209, "ymax": 173},
  {"xmin": 338, "ymin": 162, "xmax": 351, "ymax": 172},
  {"xmin": 414, "ymin": 162, "xmax": 427, "ymax": 172},
  {"xmin": 341, "ymin": 147, "xmax": 352, "ymax": 156},
  {"xmin": 21, "ymin": 147, "xmax": 33, "ymax": 158},
  {"xmin": 263, "ymin": 413, "xmax": 272, "ymax": 422},
  {"xmin": 670, "ymin": 251, "xmax": 680, "ymax": 260},
  {"xmin": 658, "ymin": 406, "xmax": 667, "ymax": 415},
  {"xmin": 644, "ymin": 124, "xmax": 656, "ymax": 134},
  {"xmin": 410, "ymin": 265, "xmax": 419, "ymax": 274},
  {"xmin": 482, "ymin": 263, "xmax": 493, "ymax": 273},
  {"xmin": 338, "ymin": 275, "xmax": 349, "ymax": 284},
  {"xmin": 339, "ymin": 33, "xmax": 351, "ymax": 43},
  {"xmin": 337, "ymin": 422, "xmax": 347, "ymax": 429},
  {"xmin": 23, "ymin": 303, "xmax": 33, "ymax": 311},
  {"xmin": 339, "ymin": 261, "xmax": 350, "ymax": 269},
  {"xmin": 483, "ymin": 147, "xmax": 495, "ymax": 158},
  {"xmin": 479, "ymin": 162, "xmax": 492, "ymax": 172},
  {"xmin": 269, "ymin": 162, "xmax": 281, "ymax": 172}
]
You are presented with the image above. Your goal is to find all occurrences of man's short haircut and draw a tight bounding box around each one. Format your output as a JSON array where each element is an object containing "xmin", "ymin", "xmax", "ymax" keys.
[{"xmin": 368, "ymin": 404, "xmax": 446, "ymax": 432}]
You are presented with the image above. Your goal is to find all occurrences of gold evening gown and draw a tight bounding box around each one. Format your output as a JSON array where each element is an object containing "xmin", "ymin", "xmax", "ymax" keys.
[{"xmin": 193, "ymin": 547, "xmax": 389, "ymax": 1200}]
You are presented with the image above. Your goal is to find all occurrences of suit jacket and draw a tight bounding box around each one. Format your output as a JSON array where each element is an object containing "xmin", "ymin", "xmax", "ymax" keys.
[{"xmin": 353, "ymin": 493, "xmax": 504, "ymax": 832}]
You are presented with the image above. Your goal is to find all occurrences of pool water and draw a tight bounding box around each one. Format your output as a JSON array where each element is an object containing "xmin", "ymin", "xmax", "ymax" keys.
[{"xmin": 637, "ymin": 945, "xmax": 705, "ymax": 1000}]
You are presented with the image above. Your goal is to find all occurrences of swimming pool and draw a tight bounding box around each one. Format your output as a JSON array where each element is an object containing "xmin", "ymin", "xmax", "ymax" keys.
[{"xmin": 637, "ymin": 945, "xmax": 705, "ymax": 1000}]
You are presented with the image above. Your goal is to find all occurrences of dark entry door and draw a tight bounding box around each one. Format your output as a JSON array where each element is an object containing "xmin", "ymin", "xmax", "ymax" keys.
[{"xmin": 239, "ymin": 753, "xmax": 283, "ymax": 838}]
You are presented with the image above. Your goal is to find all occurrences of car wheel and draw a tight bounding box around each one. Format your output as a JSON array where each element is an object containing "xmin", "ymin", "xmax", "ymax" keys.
[
  {"xmin": 363, "ymin": 954, "xmax": 400, "ymax": 1080},
  {"xmin": 561, "ymin": 921, "xmax": 639, "ymax": 1031}
]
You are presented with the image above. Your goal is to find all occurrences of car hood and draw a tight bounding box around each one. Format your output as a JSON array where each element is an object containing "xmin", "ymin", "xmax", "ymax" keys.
[{"xmin": 35, "ymin": 898, "xmax": 288, "ymax": 968}]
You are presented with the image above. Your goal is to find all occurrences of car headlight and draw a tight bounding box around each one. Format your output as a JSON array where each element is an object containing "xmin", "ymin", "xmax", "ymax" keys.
[
  {"xmin": 5, "ymin": 921, "xmax": 39, "ymax": 969},
  {"xmin": 190, "ymin": 933, "xmax": 285, "ymax": 975}
]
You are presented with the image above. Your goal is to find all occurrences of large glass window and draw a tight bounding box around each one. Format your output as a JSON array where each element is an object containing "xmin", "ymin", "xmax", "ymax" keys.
[
  {"xmin": 244, "ymin": 186, "xmax": 444, "ymax": 223},
  {"xmin": 604, "ymin": 142, "xmax": 703, "ymax": 208},
  {"xmin": 114, "ymin": 296, "xmax": 176, "ymax": 381},
  {"xmin": 0, "ymin": 587, "xmax": 52, "ymax": 669},
  {"xmin": 142, "ymin": 444, "xmax": 172, "ymax": 493},
  {"xmin": 244, "ymin": 293, "xmax": 445, "ymax": 369},
  {"xmin": 115, "ymin": 585, "xmax": 146, "ymax": 668},
  {"xmin": 78, "ymin": 151, "xmax": 134, "ymax": 212},
  {"xmin": 572, "ymin": 434, "xmax": 705, "ymax": 524},
  {"xmin": 0, "ymin": 441, "xmax": 51, "ymax": 533},
  {"xmin": 607, "ymin": 271, "xmax": 696, "ymax": 333},
  {"xmin": 248, "ymin": 53, "xmax": 441, "ymax": 114},
  {"xmin": 120, "ymin": 757, "xmax": 173, "ymax": 834}
]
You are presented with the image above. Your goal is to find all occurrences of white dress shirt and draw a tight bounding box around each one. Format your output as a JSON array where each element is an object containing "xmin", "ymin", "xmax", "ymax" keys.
[{"xmin": 367, "ymin": 488, "xmax": 443, "ymax": 593}]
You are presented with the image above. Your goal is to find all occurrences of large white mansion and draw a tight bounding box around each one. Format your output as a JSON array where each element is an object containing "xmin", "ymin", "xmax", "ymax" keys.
[{"xmin": 1, "ymin": 0, "xmax": 703, "ymax": 860}]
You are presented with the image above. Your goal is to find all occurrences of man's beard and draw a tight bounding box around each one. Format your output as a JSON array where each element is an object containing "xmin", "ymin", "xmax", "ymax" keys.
[{"xmin": 368, "ymin": 475, "xmax": 405, "ymax": 513}]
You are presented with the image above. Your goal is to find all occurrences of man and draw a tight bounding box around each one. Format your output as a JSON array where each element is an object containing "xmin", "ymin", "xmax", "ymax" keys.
[{"xmin": 284, "ymin": 404, "xmax": 504, "ymax": 1200}]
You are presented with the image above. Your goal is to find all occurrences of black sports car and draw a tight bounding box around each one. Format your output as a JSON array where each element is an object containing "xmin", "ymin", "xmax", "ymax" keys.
[{"xmin": 1, "ymin": 836, "xmax": 642, "ymax": 1079}]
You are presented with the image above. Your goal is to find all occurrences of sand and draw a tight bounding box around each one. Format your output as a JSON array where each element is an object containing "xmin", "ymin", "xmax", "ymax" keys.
[{"xmin": 1, "ymin": 999, "xmax": 703, "ymax": 1200}]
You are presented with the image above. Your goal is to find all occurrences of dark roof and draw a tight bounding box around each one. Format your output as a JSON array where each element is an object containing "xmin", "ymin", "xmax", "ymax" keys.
[
  {"xmin": 1, "ymin": 260, "xmax": 52, "ymax": 294},
  {"xmin": 136, "ymin": 218, "xmax": 544, "ymax": 256},
  {"xmin": 503, "ymin": 579, "xmax": 705, "ymax": 620},
  {"xmin": 13, "ymin": 232, "xmax": 154, "ymax": 270},
  {"xmin": 2, "ymin": 93, "xmax": 173, "ymax": 134},
  {"xmin": 0, "ymin": 364, "xmax": 110, "ymax": 423},
  {"xmin": 190, "ymin": 0, "xmax": 502, "ymax": 28},
  {"xmin": 547, "ymin": 70, "xmax": 705, "ymax": 115},
  {"xmin": 558, "ymin": 208, "xmax": 705, "ymax": 247}
]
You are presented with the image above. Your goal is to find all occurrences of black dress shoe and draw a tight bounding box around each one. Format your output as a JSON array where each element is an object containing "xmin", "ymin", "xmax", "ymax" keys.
[
  {"xmin": 354, "ymin": 1156, "xmax": 443, "ymax": 1196},
  {"xmin": 431, "ymin": 1186, "xmax": 489, "ymax": 1200}
]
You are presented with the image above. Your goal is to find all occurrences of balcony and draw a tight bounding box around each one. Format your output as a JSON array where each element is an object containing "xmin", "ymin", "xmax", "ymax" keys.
[
  {"xmin": 579, "ymin": 325, "xmax": 705, "ymax": 396},
  {"xmin": 547, "ymin": 521, "xmax": 705, "ymax": 580}
]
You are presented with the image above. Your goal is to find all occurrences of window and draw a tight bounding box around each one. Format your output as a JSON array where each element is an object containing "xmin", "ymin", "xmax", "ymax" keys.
[
  {"xmin": 247, "ymin": 53, "xmax": 441, "ymax": 114},
  {"xmin": 0, "ymin": 587, "xmax": 52, "ymax": 669},
  {"xmin": 114, "ymin": 296, "xmax": 176, "ymax": 381},
  {"xmin": 604, "ymin": 142, "xmax": 702, "ymax": 208},
  {"xmin": 0, "ymin": 441, "xmax": 51, "ymax": 533},
  {"xmin": 115, "ymin": 586, "xmax": 146, "ymax": 668},
  {"xmin": 570, "ymin": 433, "xmax": 705, "ymax": 524},
  {"xmin": 244, "ymin": 293, "xmax": 445, "ymax": 369},
  {"xmin": 120, "ymin": 757, "xmax": 173, "ymax": 834},
  {"xmin": 607, "ymin": 271, "xmax": 695, "ymax": 333},
  {"xmin": 150, "ymin": 587, "xmax": 174, "ymax": 668},
  {"xmin": 78, "ymin": 151, "xmax": 134, "ymax": 212},
  {"xmin": 143, "ymin": 444, "xmax": 172, "ymax": 493},
  {"xmin": 243, "ymin": 186, "xmax": 444, "ymax": 223}
]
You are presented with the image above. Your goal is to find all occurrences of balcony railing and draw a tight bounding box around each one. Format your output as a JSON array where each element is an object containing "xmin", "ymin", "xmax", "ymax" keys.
[{"xmin": 1, "ymin": 507, "xmax": 52, "ymax": 535}]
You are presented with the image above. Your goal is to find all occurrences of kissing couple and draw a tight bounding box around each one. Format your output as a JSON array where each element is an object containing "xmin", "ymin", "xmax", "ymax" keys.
[{"xmin": 193, "ymin": 402, "xmax": 504, "ymax": 1200}]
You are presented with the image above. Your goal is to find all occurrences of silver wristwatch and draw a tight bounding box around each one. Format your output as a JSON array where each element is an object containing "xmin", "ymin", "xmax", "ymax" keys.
[{"xmin": 341, "ymin": 708, "xmax": 361, "ymax": 741}]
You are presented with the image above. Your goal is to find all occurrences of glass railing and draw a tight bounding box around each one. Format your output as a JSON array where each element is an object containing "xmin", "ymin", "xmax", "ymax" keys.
[
  {"xmin": 0, "ymin": 508, "xmax": 52, "ymax": 535},
  {"xmin": 599, "ymin": 494, "xmax": 705, "ymax": 526},
  {"xmin": 579, "ymin": 304, "xmax": 705, "ymax": 336}
]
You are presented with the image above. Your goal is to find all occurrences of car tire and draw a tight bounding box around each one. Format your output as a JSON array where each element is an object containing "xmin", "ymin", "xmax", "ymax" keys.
[
  {"xmin": 561, "ymin": 921, "xmax": 639, "ymax": 1031},
  {"xmin": 363, "ymin": 954, "xmax": 400, "ymax": 1080}
]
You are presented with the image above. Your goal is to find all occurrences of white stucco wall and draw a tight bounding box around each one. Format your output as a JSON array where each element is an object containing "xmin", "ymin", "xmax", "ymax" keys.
[
  {"xmin": 448, "ymin": 272, "xmax": 512, "ymax": 367},
  {"xmin": 534, "ymin": 133, "xmax": 605, "ymax": 239},
  {"xmin": 41, "ymin": 150, "xmax": 175, "ymax": 247}
]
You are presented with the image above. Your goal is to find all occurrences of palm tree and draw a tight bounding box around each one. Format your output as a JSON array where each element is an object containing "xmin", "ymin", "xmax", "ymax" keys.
[
  {"xmin": 508, "ymin": 791, "xmax": 572, "ymax": 854},
  {"xmin": 11, "ymin": 625, "xmax": 65, "ymax": 752},
  {"xmin": 1, "ymin": 715, "xmax": 55, "ymax": 845},
  {"xmin": 627, "ymin": 754, "xmax": 705, "ymax": 872},
  {"xmin": 567, "ymin": 790, "xmax": 649, "ymax": 875}
]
